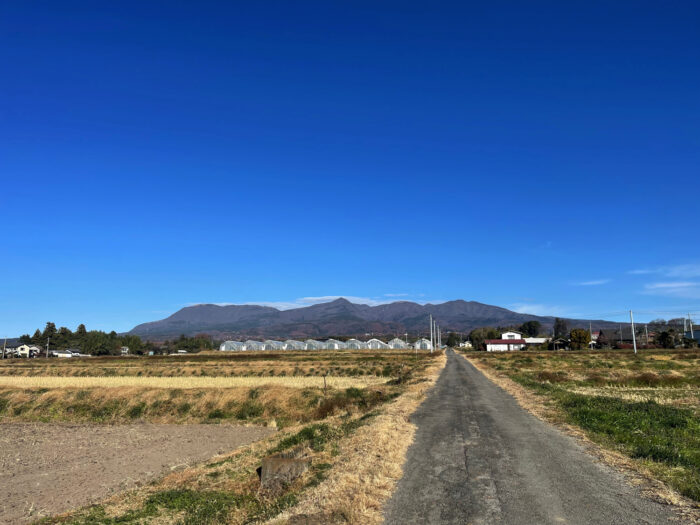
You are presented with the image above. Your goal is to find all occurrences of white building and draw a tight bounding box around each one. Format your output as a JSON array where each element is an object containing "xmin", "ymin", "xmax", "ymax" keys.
[
  {"xmin": 485, "ymin": 332, "xmax": 526, "ymax": 351},
  {"xmin": 388, "ymin": 338, "xmax": 408, "ymax": 349},
  {"xmin": 244, "ymin": 340, "xmax": 264, "ymax": 351},
  {"xmin": 324, "ymin": 339, "xmax": 346, "ymax": 350},
  {"xmin": 345, "ymin": 339, "xmax": 367, "ymax": 349},
  {"xmin": 524, "ymin": 337, "xmax": 548, "ymax": 345},
  {"xmin": 459, "ymin": 341, "xmax": 473, "ymax": 349},
  {"xmin": 414, "ymin": 338, "xmax": 433, "ymax": 350},
  {"xmin": 501, "ymin": 331, "xmax": 523, "ymax": 340},
  {"xmin": 16, "ymin": 344, "xmax": 41, "ymax": 358},
  {"xmin": 367, "ymin": 338, "xmax": 389, "ymax": 350}
]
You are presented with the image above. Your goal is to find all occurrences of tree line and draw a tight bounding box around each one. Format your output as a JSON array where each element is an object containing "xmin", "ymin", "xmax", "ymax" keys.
[{"xmin": 19, "ymin": 323, "xmax": 215, "ymax": 356}]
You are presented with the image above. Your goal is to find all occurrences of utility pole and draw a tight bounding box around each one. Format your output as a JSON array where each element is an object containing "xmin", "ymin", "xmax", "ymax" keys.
[
  {"xmin": 46, "ymin": 336, "xmax": 50, "ymax": 359},
  {"xmin": 620, "ymin": 324, "xmax": 623, "ymax": 344},
  {"xmin": 630, "ymin": 311, "xmax": 637, "ymax": 355},
  {"xmin": 429, "ymin": 315, "xmax": 434, "ymax": 353},
  {"xmin": 589, "ymin": 322, "xmax": 593, "ymax": 349},
  {"xmin": 2, "ymin": 338, "xmax": 6, "ymax": 359},
  {"xmin": 645, "ymin": 324, "xmax": 649, "ymax": 347},
  {"xmin": 689, "ymin": 313, "xmax": 695, "ymax": 340}
]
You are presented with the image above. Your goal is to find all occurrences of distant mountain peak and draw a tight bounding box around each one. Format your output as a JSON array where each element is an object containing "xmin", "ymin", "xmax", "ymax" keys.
[{"xmin": 128, "ymin": 298, "xmax": 617, "ymax": 340}]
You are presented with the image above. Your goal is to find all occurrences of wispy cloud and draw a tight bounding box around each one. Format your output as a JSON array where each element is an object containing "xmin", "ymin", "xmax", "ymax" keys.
[
  {"xmin": 574, "ymin": 279, "xmax": 611, "ymax": 286},
  {"xmin": 508, "ymin": 303, "xmax": 573, "ymax": 317},
  {"xmin": 384, "ymin": 293, "xmax": 410, "ymax": 297},
  {"xmin": 630, "ymin": 263, "xmax": 700, "ymax": 278},
  {"xmin": 643, "ymin": 281, "xmax": 700, "ymax": 299}
]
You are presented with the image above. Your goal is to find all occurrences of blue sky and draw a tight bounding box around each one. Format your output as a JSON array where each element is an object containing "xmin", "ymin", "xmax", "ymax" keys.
[{"xmin": 2, "ymin": 1, "xmax": 699, "ymax": 336}]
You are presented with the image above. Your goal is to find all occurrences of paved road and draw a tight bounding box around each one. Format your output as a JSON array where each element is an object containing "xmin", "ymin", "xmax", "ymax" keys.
[{"xmin": 384, "ymin": 349, "xmax": 679, "ymax": 525}]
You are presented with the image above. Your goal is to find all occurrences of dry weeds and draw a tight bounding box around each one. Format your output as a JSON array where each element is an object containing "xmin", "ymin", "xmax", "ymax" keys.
[
  {"xmin": 0, "ymin": 375, "xmax": 386, "ymax": 389},
  {"xmin": 267, "ymin": 352, "xmax": 447, "ymax": 525}
]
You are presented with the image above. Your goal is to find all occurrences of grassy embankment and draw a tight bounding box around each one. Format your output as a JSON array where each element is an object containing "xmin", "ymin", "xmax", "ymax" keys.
[
  {"xmin": 466, "ymin": 349, "xmax": 700, "ymax": 503},
  {"xmin": 0, "ymin": 350, "xmax": 445, "ymax": 524}
]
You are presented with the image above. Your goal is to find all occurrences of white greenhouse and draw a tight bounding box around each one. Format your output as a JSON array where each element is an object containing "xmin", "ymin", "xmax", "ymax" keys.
[
  {"xmin": 283, "ymin": 339, "xmax": 305, "ymax": 350},
  {"xmin": 388, "ymin": 338, "xmax": 408, "ymax": 349},
  {"xmin": 345, "ymin": 338, "xmax": 368, "ymax": 349},
  {"xmin": 263, "ymin": 340, "xmax": 284, "ymax": 350},
  {"xmin": 304, "ymin": 339, "xmax": 323, "ymax": 350},
  {"xmin": 324, "ymin": 339, "xmax": 346, "ymax": 350},
  {"xmin": 244, "ymin": 340, "xmax": 264, "ymax": 351},
  {"xmin": 414, "ymin": 338, "xmax": 433, "ymax": 350},
  {"xmin": 220, "ymin": 341, "xmax": 245, "ymax": 351},
  {"xmin": 367, "ymin": 338, "xmax": 390, "ymax": 350}
]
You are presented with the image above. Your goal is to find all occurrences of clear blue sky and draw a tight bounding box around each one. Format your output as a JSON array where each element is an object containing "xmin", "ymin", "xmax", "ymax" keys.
[{"xmin": 2, "ymin": 1, "xmax": 699, "ymax": 336}]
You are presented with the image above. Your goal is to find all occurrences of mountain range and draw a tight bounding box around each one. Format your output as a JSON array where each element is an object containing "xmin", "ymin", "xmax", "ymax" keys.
[{"xmin": 128, "ymin": 298, "xmax": 618, "ymax": 340}]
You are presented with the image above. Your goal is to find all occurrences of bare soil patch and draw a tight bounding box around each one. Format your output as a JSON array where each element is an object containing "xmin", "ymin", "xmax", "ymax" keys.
[{"xmin": 0, "ymin": 422, "xmax": 274, "ymax": 524}]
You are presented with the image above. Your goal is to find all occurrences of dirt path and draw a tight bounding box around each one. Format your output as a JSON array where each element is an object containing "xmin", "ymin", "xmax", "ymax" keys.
[
  {"xmin": 0, "ymin": 422, "xmax": 274, "ymax": 524},
  {"xmin": 383, "ymin": 349, "xmax": 680, "ymax": 525}
]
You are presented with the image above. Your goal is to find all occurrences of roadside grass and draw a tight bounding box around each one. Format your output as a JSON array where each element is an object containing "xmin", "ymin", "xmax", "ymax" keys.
[
  {"xmin": 468, "ymin": 349, "xmax": 700, "ymax": 502},
  {"xmin": 37, "ymin": 351, "xmax": 445, "ymax": 525}
]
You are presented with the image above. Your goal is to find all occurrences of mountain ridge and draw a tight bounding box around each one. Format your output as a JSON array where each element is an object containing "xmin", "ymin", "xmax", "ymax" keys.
[{"xmin": 128, "ymin": 298, "xmax": 618, "ymax": 340}]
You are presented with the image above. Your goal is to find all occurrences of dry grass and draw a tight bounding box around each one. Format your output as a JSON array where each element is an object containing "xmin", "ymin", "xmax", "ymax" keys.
[
  {"xmin": 34, "ymin": 351, "xmax": 445, "ymax": 524},
  {"xmin": 0, "ymin": 350, "xmax": 418, "ymax": 379},
  {"xmin": 0, "ymin": 375, "xmax": 385, "ymax": 390},
  {"xmin": 267, "ymin": 351, "xmax": 447, "ymax": 525}
]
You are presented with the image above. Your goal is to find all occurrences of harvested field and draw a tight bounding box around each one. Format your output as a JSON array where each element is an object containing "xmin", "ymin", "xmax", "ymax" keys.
[
  {"xmin": 0, "ymin": 375, "xmax": 385, "ymax": 389},
  {"xmin": 0, "ymin": 422, "xmax": 274, "ymax": 524}
]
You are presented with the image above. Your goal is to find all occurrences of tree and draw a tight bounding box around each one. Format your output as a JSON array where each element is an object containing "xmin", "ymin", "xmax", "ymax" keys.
[
  {"xmin": 553, "ymin": 318, "xmax": 568, "ymax": 339},
  {"xmin": 469, "ymin": 327, "xmax": 500, "ymax": 351},
  {"xmin": 570, "ymin": 329, "xmax": 591, "ymax": 350},
  {"xmin": 76, "ymin": 324, "xmax": 87, "ymax": 336},
  {"xmin": 657, "ymin": 331, "xmax": 674, "ymax": 349},
  {"xmin": 446, "ymin": 332, "xmax": 460, "ymax": 347},
  {"xmin": 31, "ymin": 329, "xmax": 42, "ymax": 344},
  {"xmin": 42, "ymin": 322, "xmax": 57, "ymax": 339},
  {"xmin": 520, "ymin": 321, "xmax": 541, "ymax": 337}
]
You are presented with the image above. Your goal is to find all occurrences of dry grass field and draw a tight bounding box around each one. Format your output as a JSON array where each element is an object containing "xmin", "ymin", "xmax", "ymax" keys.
[
  {"xmin": 0, "ymin": 349, "xmax": 444, "ymax": 524},
  {"xmin": 466, "ymin": 349, "xmax": 700, "ymax": 504}
]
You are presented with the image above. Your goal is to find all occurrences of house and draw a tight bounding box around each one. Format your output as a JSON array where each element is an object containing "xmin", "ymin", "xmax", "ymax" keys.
[
  {"xmin": 345, "ymin": 339, "xmax": 368, "ymax": 349},
  {"xmin": 367, "ymin": 338, "xmax": 389, "ymax": 350},
  {"xmin": 120, "ymin": 346, "xmax": 129, "ymax": 356},
  {"xmin": 597, "ymin": 328, "xmax": 634, "ymax": 348},
  {"xmin": 459, "ymin": 341, "xmax": 473, "ymax": 349},
  {"xmin": 501, "ymin": 331, "xmax": 523, "ymax": 340},
  {"xmin": 413, "ymin": 338, "xmax": 433, "ymax": 350},
  {"xmin": 388, "ymin": 338, "xmax": 408, "ymax": 349},
  {"xmin": 485, "ymin": 338, "xmax": 526, "ymax": 352},
  {"xmin": 16, "ymin": 344, "xmax": 41, "ymax": 358}
]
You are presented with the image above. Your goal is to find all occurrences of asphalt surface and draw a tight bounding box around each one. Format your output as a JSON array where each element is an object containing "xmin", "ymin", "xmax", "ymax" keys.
[{"xmin": 384, "ymin": 349, "xmax": 679, "ymax": 525}]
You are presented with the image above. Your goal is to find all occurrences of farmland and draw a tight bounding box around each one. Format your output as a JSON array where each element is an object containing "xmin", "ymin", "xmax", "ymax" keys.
[
  {"xmin": 0, "ymin": 350, "xmax": 444, "ymax": 524},
  {"xmin": 466, "ymin": 349, "xmax": 700, "ymax": 504}
]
